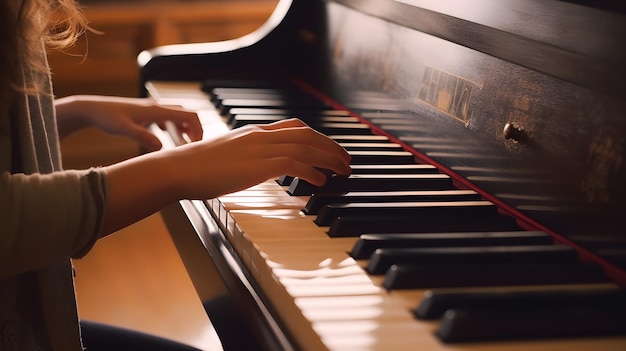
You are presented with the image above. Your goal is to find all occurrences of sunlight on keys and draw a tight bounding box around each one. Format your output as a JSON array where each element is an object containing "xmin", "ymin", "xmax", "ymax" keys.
[
  {"xmin": 319, "ymin": 257, "xmax": 339, "ymax": 267},
  {"xmin": 221, "ymin": 199, "xmax": 302, "ymax": 209},
  {"xmin": 226, "ymin": 182, "xmax": 286, "ymax": 193},
  {"xmin": 298, "ymin": 295, "xmax": 442, "ymax": 350},
  {"xmin": 262, "ymin": 258, "xmax": 377, "ymax": 299},
  {"xmin": 302, "ymin": 306, "xmax": 392, "ymax": 321},
  {"xmin": 295, "ymin": 295, "xmax": 387, "ymax": 309},
  {"xmin": 153, "ymin": 99, "xmax": 214, "ymax": 114},
  {"xmin": 231, "ymin": 208, "xmax": 306, "ymax": 220},
  {"xmin": 315, "ymin": 320, "xmax": 436, "ymax": 350},
  {"xmin": 219, "ymin": 196, "xmax": 305, "ymax": 209},
  {"xmin": 280, "ymin": 273, "xmax": 375, "ymax": 290},
  {"xmin": 286, "ymin": 283, "xmax": 382, "ymax": 297},
  {"xmin": 273, "ymin": 264, "xmax": 364, "ymax": 278},
  {"xmin": 314, "ymin": 320, "xmax": 386, "ymax": 334},
  {"xmin": 221, "ymin": 193, "xmax": 286, "ymax": 200},
  {"xmin": 263, "ymin": 255, "xmax": 355, "ymax": 270}
]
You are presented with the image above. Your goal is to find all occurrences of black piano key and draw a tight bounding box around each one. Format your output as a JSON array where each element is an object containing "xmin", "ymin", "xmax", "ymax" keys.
[
  {"xmin": 329, "ymin": 135, "xmax": 390, "ymax": 143},
  {"xmin": 287, "ymin": 177, "xmax": 318, "ymax": 195},
  {"xmin": 276, "ymin": 175, "xmax": 295, "ymax": 186},
  {"xmin": 350, "ymin": 231, "xmax": 553, "ymax": 260},
  {"xmin": 219, "ymin": 98, "xmax": 328, "ymax": 110},
  {"xmin": 415, "ymin": 288, "xmax": 626, "ymax": 320},
  {"xmin": 313, "ymin": 123, "xmax": 373, "ymax": 135},
  {"xmin": 211, "ymin": 87, "xmax": 291, "ymax": 95},
  {"xmin": 320, "ymin": 117, "xmax": 367, "ymax": 123},
  {"xmin": 227, "ymin": 115, "xmax": 371, "ymax": 134},
  {"xmin": 210, "ymin": 89, "xmax": 305, "ymax": 101},
  {"xmin": 304, "ymin": 189, "xmax": 480, "ymax": 215},
  {"xmin": 383, "ymin": 262, "xmax": 608, "ymax": 289},
  {"xmin": 367, "ymin": 245, "xmax": 578, "ymax": 275},
  {"xmin": 229, "ymin": 114, "xmax": 288, "ymax": 128},
  {"xmin": 214, "ymin": 93, "xmax": 301, "ymax": 106},
  {"xmin": 230, "ymin": 115, "xmax": 359, "ymax": 128},
  {"xmin": 348, "ymin": 151, "xmax": 416, "ymax": 164},
  {"xmin": 227, "ymin": 107, "xmax": 350, "ymax": 117},
  {"xmin": 315, "ymin": 201, "xmax": 496, "ymax": 226},
  {"xmin": 288, "ymin": 174, "xmax": 452, "ymax": 196},
  {"xmin": 225, "ymin": 108, "xmax": 349, "ymax": 122},
  {"xmin": 435, "ymin": 303, "xmax": 626, "ymax": 343},
  {"xmin": 201, "ymin": 80, "xmax": 289, "ymax": 93},
  {"xmin": 327, "ymin": 214, "xmax": 521, "ymax": 237},
  {"xmin": 350, "ymin": 164, "xmax": 439, "ymax": 174},
  {"xmin": 339, "ymin": 142, "xmax": 405, "ymax": 151}
]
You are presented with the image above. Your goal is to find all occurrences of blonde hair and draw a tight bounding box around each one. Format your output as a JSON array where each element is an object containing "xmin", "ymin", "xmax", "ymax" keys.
[{"xmin": 0, "ymin": 0, "xmax": 88, "ymax": 104}]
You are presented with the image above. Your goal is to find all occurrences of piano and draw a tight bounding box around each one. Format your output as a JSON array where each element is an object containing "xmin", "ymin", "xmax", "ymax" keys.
[{"xmin": 138, "ymin": 0, "xmax": 626, "ymax": 350}]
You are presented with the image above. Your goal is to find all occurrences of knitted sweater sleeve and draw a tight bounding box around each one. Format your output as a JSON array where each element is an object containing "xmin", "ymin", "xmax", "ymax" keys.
[{"xmin": 0, "ymin": 168, "xmax": 107, "ymax": 278}]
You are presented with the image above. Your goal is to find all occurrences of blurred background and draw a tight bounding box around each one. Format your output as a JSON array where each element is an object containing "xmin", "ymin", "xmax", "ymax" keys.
[{"xmin": 53, "ymin": 1, "xmax": 278, "ymax": 349}]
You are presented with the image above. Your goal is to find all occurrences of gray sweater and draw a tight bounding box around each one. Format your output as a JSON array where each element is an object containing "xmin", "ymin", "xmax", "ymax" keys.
[{"xmin": 0, "ymin": 44, "xmax": 107, "ymax": 350}]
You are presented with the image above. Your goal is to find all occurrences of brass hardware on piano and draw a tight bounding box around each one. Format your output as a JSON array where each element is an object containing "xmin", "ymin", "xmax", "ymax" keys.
[
  {"xmin": 502, "ymin": 123, "xmax": 526, "ymax": 143},
  {"xmin": 140, "ymin": 0, "xmax": 626, "ymax": 350}
]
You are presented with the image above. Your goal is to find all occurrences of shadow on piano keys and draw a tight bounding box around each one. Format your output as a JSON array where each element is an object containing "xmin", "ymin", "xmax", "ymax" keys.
[{"xmin": 148, "ymin": 79, "xmax": 626, "ymax": 351}]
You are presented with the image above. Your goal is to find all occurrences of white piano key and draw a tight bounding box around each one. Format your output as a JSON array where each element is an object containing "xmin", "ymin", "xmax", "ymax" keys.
[
  {"xmin": 229, "ymin": 210, "xmax": 327, "ymax": 241},
  {"xmin": 219, "ymin": 196, "xmax": 306, "ymax": 210},
  {"xmin": 313, "ymin": 320, "xmax": 438, "ymax": 351}
]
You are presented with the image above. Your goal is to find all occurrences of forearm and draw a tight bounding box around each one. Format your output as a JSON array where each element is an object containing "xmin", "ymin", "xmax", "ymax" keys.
[
  {"xmin": 100, "ymin": 149, "xmax": 183, "ymax": 237},
  {"xmin": 100, "ymin": 118, "xmax": 352, "ymax": 237}
]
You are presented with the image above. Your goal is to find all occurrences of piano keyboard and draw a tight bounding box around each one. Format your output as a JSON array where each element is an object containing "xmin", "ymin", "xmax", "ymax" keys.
[{"xmin": 147, "ymin": 80, "xmax": 626, "ymax": 351}]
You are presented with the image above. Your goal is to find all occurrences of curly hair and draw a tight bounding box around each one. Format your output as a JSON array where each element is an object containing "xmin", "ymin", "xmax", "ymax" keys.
[{"xmin": 0, "ymin": 0, "xmax": 88, "ymax": 104}]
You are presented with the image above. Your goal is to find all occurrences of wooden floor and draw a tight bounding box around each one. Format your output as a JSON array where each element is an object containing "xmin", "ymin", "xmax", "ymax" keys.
[
  {"xmin": 72, "ymin": 213, "xmax": 223, "ymax": 350},
  {"xmin": 62, "ymin": 131, "xmax": 223, "ymax": 350}
]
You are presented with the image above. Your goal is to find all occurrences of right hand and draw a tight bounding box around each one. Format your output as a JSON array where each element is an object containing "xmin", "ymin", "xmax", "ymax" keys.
[{"xmin": 170, "ymin": 118, "xmax": 352, "ymax": 200}]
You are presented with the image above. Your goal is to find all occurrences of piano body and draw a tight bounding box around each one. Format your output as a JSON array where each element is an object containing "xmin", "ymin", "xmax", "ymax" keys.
[{"xmin": 138, "ymin": 0, "xmax": 626, "ymax": 350}]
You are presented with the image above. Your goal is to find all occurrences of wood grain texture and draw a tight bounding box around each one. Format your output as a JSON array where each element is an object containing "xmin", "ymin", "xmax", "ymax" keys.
[{"xmin": 72, "ymin": 213, "xmax": 223, "ymax": 351}]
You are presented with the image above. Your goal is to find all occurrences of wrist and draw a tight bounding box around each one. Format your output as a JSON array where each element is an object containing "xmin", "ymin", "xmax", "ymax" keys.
[
  {"xmin": 54, "ymin": 96, "xmax": 92, "ymax": 137},
  {"xmin": 100, "ymin": 149, "xmax": 183, "ymax": 235}
]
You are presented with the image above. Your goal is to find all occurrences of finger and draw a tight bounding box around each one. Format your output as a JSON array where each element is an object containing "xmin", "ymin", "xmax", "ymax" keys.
[
  {"xmin": 125, "ymin": 124, "xmax": 163, "ymax": 151},
  {"xmin": 170, "ymin": 111, "xmax": 203, "ymax": 142},
  {"xmin": 253, "ymin": 143, "xmax": 351, "ymax": 176},
  {"xmin": 266, "ymin": 157, "xmax": 328, "ymax": 186},
  {"xmin": 253, "ymin": 127, "xmax": 352, "ymax": 166},
  {"xmin": 257, "ymin": 118, "xmax": 308, "ymax": 130},
  {"xmin": 151, "ymin": 106, "xmax": 204, "ymax": 141},
  {"xmin": 177, "ymin": 120, "xmax": 203, "ymax": 142},
  {"xmin": 157, "ymin": 103, "xmax": 187, "ymax": 110}
]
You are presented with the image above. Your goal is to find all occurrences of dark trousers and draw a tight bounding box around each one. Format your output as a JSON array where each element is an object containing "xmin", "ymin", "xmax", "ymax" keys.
[
  {"xmin": 80, "ymin": 294, "xmax": 260, "ymax": 351},
  {"xmin": 80, "ymin": 320, "xmax": 202, "ymax": 351}
]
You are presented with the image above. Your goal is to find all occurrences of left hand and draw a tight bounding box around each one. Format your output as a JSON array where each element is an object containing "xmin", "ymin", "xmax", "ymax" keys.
[{"xmin": 55, "ymin": 95, "xmax": 203, "ymax": 151}]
